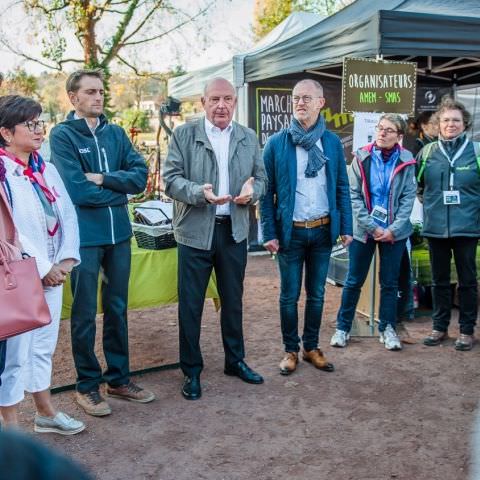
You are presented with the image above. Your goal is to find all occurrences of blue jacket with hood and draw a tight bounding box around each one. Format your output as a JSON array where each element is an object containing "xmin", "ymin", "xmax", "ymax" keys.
[{"xmin": 50, "ymin": 112, "xmax": 147, "ymax": 247}]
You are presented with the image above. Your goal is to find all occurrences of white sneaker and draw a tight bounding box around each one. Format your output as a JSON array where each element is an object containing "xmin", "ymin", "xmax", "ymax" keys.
[
  {"xmin": 34, "ymin": 412, "xmax": 86, "ymax": 436},
  {"xmin": 330, "ymin": 329, "xmax": 350, "ymax": 348},
  {"xmin": 379, "ymin": 325, "xmax": 402, "ymax": 351}
]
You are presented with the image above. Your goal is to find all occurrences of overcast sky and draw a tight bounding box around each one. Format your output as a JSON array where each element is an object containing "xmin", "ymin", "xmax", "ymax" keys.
[{"xmin": 0, "ymin": 0, "xmax": 256, "ymax": 75}]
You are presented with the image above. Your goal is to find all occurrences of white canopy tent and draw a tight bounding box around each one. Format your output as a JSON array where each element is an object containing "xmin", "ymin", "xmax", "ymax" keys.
[{"xmin": 168, "ymin": 11, "xmax": 325, "ymax": 120}]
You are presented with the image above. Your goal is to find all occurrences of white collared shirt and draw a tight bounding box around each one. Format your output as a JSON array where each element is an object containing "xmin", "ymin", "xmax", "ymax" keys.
[
  {"xmin": 204, "ymin": 118, "xmax": 233, "ymax": 215},
  {"xmin": 293, "ymin": 139, "xmax": 330, "ymax": 221}
]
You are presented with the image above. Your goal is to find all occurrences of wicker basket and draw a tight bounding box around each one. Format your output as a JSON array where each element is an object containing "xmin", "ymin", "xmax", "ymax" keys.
[{"xmin": 132, "ymin": 223, "xmax": 176, "ymax": 250}]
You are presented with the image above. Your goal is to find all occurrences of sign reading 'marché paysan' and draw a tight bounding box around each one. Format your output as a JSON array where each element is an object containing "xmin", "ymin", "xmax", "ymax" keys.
[
  {"xmin": 256, "ymin": 88, "xmax": 293, "ymax": 148},
  {"xmin": 342, "ymin": 57, "xmax": 417, "ymax": 115}
]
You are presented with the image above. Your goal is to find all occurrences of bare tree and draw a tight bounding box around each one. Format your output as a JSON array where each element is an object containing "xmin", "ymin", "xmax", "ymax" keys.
[{"xmin": 1, "ymin": 1, "xmax": 214, "ymax": 80}]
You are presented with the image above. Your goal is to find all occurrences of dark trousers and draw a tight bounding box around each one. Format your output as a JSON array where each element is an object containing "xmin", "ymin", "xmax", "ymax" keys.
[
  {"xmin": 397, "ymin": 245, "xmax": 415, "ymax": 322},
  {"xmin": 70, "ymin": 240, "xmax": 131, "ymax": 393},
  {"xmin": 427, "ymin": 236, "xmax": 478, "ymax": 335},
  {"xmin": 177, "ymin": 222, "xmax": 247, "ymax": 377},
  {"xmin": 336, "ymin": 237, "xmax": 407, "ymax": 333},
  {"xmin": 277, "ymin": 225, "xmax": 332, "ymax": 352}
]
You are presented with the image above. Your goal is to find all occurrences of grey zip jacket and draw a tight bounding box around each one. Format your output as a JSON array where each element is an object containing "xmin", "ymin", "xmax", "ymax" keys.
[
  {"xmin": 349, "ymin": 143, "xmax": 416, "ymax": 243},
  {"xmin": 163, "ymin": 118, "xmax": 267, "ymax": 250}
]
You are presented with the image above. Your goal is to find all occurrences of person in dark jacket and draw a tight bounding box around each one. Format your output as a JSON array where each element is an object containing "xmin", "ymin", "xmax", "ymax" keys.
[
  {"xmin": 418, "ymin": 98, "xmax": 480, "ymax": 351},
  {"xmin": 331, "ymin": 114, "xmax": 416, "ymax": 351},
  {"xmin": 260, "ymin": 79, "xmax": 353, "ymax": 376},
  {"xmin": 0, "ymin": 430, "xmax": 93, "ymax": 479},
  {"xmin": 50, "ymin": 69, "xmax": 154, "ymax": 417},
  {"xmin": 397, "ymin": 112, "xmax": 439, "ymax": 324},
  {"xmin": 412, "ymin": 110, "xmax": 439, "ymax": 157}
]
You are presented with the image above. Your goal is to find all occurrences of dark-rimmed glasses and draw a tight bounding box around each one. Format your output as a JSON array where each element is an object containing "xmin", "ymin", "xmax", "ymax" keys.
[
  {"xmin": 375, "ymin": 125, "xmax": 398, "ymax": 135},
  {"xmin": 22, "ymin": 120, "xmax": 46, "ymax": 133},
  {"xmin": 292, "ymin": 95, "xmax": 322, "ymax": 104}
]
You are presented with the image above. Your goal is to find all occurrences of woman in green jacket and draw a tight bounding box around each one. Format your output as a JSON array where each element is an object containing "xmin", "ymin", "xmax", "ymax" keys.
[{"xmin": 418, "ymin": 98, "xmax": 480, "ymax": 351}]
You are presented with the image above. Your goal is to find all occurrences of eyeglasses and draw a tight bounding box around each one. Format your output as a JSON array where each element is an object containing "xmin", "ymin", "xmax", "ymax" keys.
[
  {"xmin": 292, "ymin": 95, "xmax": 321, "ymax": 104},
  {"xmin": 375, "ymin": 125, "xmax": 398, "ymax": 135},
  {"xmin": 22, "ymin": 120, "xmax": 46, "ymax": 132}
]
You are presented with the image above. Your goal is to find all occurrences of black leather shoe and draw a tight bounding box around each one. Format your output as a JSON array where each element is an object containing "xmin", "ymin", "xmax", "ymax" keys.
[
  {"xmin": 224, "ymin": 360, "xmax": 264, "ymax": 384},
  {"xmin": 182, "ymin": 376, "xmax": 201, "ymax": 400}
]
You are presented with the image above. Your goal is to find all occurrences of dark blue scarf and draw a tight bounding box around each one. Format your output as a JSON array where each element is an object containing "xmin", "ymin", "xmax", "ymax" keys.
[{"xmin": 289, "ymin": 114, "xmax": 329, "ymax": 178}]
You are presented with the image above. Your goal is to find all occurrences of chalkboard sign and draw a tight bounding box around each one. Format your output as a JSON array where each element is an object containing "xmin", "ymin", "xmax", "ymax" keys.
[
  {"xmin": 256, "ymin": 88, "xmax": 293, "ymax": 148},
  {"xmin": 342, "ymin": 57, "xmax": 417, "ymax": 114}
]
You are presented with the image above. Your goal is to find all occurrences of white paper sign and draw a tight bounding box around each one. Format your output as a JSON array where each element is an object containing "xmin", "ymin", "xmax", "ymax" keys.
[
  {"xmin": 135, "ymin": 200, "xmax": 173, "ymax": 224},
  {"xmin": 352, "ymin": 112, "xmax": 382, "ymax": 152}
]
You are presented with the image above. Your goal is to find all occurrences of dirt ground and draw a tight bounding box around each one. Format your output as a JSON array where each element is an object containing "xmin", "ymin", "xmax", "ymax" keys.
[{"xmin": 16, "ymin": 254, "xmax": 480, "ymax": 480}]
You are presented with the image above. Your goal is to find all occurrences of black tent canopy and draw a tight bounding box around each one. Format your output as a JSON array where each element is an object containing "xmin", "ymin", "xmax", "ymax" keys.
[{"xmin": 241, "ymin": 0, "xmax": 480, "ymax": 86}]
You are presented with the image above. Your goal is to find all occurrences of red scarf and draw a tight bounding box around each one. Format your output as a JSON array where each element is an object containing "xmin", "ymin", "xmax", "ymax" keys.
[{"xmin": 0, "ymin": 148, "xmax": 59, "ymax": 236}]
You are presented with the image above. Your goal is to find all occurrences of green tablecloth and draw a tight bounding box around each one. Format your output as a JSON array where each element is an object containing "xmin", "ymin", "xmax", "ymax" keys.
[
  {"xmin": 61, "ymin": 240, "xmax": 219, "ymax": 319},
  {"xmin": 411, "ymin": 241, "xmax": 480, "ymax": 286}
]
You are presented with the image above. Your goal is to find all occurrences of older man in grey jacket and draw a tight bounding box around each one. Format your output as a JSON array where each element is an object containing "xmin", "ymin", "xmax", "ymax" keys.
[{"xmin": 164, "ymin": 77, "xmax": 267, "ymax": 400}]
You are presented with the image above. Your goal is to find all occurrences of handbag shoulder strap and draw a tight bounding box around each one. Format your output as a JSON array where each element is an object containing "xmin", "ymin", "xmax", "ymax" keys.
[{"xmin": 0, "ymin": 239, "xmax": 10, "ymax": 265}]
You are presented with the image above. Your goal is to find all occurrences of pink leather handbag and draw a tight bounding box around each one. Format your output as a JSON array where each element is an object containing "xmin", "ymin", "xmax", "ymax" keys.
[{"xmin": 0, "ymin": 240, "xmax": 51, "ymax": 340}]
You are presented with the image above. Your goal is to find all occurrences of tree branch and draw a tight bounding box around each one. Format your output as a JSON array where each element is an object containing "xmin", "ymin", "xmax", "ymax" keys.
[
  {"xmin": 58, "ymin": 57, "xmax": 85, "ymax": 65},
  {"xmin": 0, "ymin": 38, "xmax": 62, "ymax": 70},
  {"xmin": 122, "ymin": 1, "xmax": 214, "ymax": 47},
  {"xmin": 115, "ymin": 54, "xmax": 164, "ymax": 81},
  {"xmin": 100, "ymin": 0, "xmax": 140, "ymax": 67},
  {"xmin": 120, "ymin": 0, "xmax": 164, "ymax": 44},
  {"xmin": 23, "ymin": 0, "xmax": 69, "ymax": 15}
]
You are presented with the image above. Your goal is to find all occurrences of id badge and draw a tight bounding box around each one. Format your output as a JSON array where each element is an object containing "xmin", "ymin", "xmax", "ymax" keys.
[
  {"xmin": 443, "ymin": 190, "xmax": 460, "ymax": 205},
  {"xmin": 371, "ymin": 205, "xmax": 388, "ymax": 222}
]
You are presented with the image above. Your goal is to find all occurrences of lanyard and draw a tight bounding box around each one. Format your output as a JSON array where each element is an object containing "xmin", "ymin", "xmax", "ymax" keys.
[
  {"xmin": 373, "ymin": 149, "xmax": 396, "ymax": 201},
  {"xmin": 437, "ymin": 138, "xmax": 469, "ymax": 190}
]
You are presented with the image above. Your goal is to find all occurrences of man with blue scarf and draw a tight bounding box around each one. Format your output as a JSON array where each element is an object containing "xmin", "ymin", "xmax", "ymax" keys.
[{"xmin": 260, "ymin": 79, "xmax": 353, "ymax": 376}]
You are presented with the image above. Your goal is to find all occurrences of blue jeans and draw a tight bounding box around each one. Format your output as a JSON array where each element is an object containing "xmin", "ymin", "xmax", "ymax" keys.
[
  {"xmin": 277, "ymin": 225, "xmax": 332, "ymax": 352},
  {"xmin": 336, "ymin": 238, "xmax": 407, "ymax": 333}
]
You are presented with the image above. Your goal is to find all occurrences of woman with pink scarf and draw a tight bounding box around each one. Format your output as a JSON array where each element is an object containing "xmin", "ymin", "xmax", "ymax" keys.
[{"xmin": 0, "ymin": 95, "xmax": 84, "ymax": 435}]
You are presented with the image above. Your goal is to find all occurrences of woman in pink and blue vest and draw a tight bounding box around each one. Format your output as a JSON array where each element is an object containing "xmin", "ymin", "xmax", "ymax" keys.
[{"xmin": 331, "ymin": 114, "xmax": 416, "ymax": 351}]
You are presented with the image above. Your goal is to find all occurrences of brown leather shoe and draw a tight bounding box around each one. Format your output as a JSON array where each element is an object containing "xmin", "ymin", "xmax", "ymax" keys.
[
  {"xmin": 106, "ymin": 381, "xmax": 155, "ymax": 403},
  {"xmin": 279, "ymin": 352, "xmax": 298, "ymax": 375},
  {"xmin": 423, "ymin": 330, "xmax": 448, "ymax": 346},
  {"xmin": 302, "ymin": 348, "xmax": 334, "ymax": 372},
  {"xmin": 455, "ymin": 334, "xmax": 475, "ymax": 351}
]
